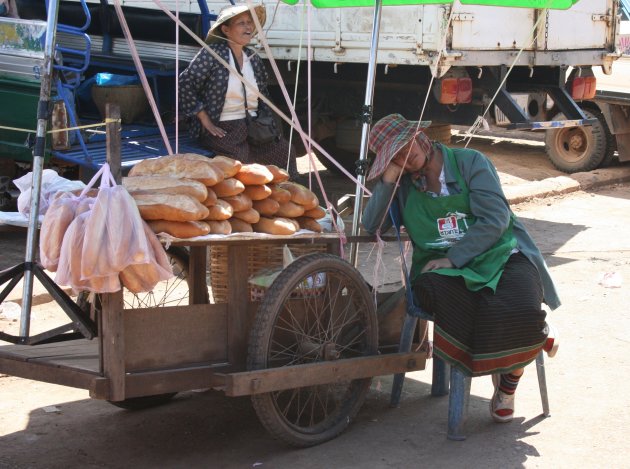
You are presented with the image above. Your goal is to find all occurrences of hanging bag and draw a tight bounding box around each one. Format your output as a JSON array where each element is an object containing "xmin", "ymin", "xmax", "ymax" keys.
[{"xmin": 231, "ymin": 50, "xmax": 280, "ymax": 146}]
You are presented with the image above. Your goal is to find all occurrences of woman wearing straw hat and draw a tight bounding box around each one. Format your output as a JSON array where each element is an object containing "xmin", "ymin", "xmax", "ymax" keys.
[
  {"xmin": 362, "ymin": 114, "xmax": 560, "ymax": 423},
  {"xmin": 179, "ymin": 3, "xmax": 298, "ymax": 177}
]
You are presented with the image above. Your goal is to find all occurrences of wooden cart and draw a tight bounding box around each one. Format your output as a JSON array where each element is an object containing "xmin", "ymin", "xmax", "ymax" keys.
[{"xmin": 0, "ymin": 232, "xmax": 427, "ymax": 447}]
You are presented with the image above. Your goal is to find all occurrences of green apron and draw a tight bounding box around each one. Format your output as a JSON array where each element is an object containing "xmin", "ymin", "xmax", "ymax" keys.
[{"xmin": 403, "ymin": 148, "xmax": 517, "ymax": 292}]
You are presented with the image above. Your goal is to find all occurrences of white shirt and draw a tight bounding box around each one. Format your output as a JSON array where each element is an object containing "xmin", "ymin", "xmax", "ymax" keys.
[{"xmin": 219, "ymin": 52, "xmax": 260, "ymax": 122}]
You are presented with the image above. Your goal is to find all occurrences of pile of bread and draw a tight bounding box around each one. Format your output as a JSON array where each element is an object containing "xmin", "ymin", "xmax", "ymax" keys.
[{"xmin": 124, "ymin": 153, "xmax": 325, "ymax": 238}]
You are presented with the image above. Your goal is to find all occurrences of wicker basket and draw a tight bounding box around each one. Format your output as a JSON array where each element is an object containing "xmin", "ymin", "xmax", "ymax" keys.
[{"xmin": 209, "ymin": 243, "xmax": 328, "ymax": 303}]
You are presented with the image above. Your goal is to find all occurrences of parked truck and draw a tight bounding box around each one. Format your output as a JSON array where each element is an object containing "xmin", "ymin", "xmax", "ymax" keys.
[{"xmin": 0, "ymin": 0, "xmax": 626, "ymax": 181}]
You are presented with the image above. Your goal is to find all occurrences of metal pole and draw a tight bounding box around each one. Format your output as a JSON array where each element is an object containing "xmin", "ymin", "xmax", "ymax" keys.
[
  {"xmin": 19, "ymin": 0, "xmax": 60, "ymax": 339},
  {"xmin": 349, "ymin": 0, "xmax": 382, "ymax": 267}
]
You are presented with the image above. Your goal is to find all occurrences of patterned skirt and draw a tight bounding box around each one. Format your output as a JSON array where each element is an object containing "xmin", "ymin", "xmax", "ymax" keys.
[
  {"xmin": 413, "ymin": 252, "xmax": 548, "ymax": 377},
  {"xmin": 199, "ymin": 118, "xmax": 298, "ymax": 179}
]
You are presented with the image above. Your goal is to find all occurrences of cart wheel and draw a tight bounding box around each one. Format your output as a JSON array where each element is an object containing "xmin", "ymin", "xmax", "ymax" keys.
[
  {"xmin": 108, "ymin": 392, "xmax": 177, "ymax": 410},
  {"xmin": 76, "ymin": 246, "xmax": 191, "ymax": 312},
  {"xmin": 247, "ymin": 253, "xmax": 378, "ymax": 447}
]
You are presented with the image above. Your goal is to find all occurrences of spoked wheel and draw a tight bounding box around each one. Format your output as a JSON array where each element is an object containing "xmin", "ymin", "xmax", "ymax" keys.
[{"xmin": 247, "ymin": 253, "xmax": 378, "ymax": 447}]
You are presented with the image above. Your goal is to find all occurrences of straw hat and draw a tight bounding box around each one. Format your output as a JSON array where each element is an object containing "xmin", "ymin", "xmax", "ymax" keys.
[
  {"xmin": 205, "ymin": 3, "xmax": 267, "ymax": 44},
  {"xmin": 367, "ymin": 114, "xmax": 432, "ymax": 181}
]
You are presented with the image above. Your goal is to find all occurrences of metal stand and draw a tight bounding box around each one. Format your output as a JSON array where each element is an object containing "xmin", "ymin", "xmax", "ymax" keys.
[{"xmin": 0, "ymin": 0, "xmax": 96, "ymax": 345}]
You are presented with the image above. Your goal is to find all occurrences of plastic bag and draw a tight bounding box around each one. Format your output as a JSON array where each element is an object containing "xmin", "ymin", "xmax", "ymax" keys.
[
  {"xmin": 39, "ymin": 192, "xmax": 81, "ymax": 272},
  {"xmin": 14, "ymin": 169, "xmax": 85, "ymax": 217},
  {"xmin": 80, "ymin": 164, "xmax": 151, "ymax": 280},
  {"xmin": 95, "ymin": 73, "xmax": 140, "ymax": 87}
]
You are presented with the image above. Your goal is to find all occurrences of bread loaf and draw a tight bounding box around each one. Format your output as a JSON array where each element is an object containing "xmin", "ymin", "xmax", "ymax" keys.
[
  {"xmin": 266, "ymin": 164, "xmax": 290, "ymax": 183},
  {"xmin": 202, "ymin": 187, "xmax": 217, "ymax": 207},
  {"xmin": 39, "ymin": 195, "xmax": 77, "ymax": 272},
  {"xmin": 268, "ymin": 184, "xmax": 291, "ymax": 204},
  {"xmin": 235, "ymin": 163, "xmax": 274, "ymax": 185},
  {"xmin": 132, "ymin": 193, "xmax": 209, "ymax": 221},
  {"xmin": 213, "ymin": 178, "xmax": 245, "ymax": 197},
  {"xmin": 128, "ymin": 155, "xmax": 223, "ymax": 186},
  {"xmin": 204, "ymin": 199, "xmax": 233, "ymax": 221},
  {"xmin": 147, "ymin": 220, "xmax": 211, "ymax": 238},
  {"xmin": 232, "ymin": 207, "xmax": 260, "ymax": 224},
  {"xmin": 222, "ymin": 193, "xmax": 253, "ymax": 212},
  {"xmin": 279, "ymin": 182, "xmax": 318, "ymax": 208},
  {"xmin": 208, "ymin": 220, "xmax": 232, "ymax": 235},
  {"xmin": 253, "ymin": 217, "xmax": 298, "ymax": 235},
  {"xmin": 303, "ymin": 206, "xmax": 326, "ymax": 219},
  {"xmin": 252, "ymin": 197, "xmax": 279, "ymax": 217},
  {"xmin": 296, "ymin": 217, "xmax": 323, "ymax": 233},
  {"xmin": 243, "ymin": 184, "xmax": 271, "ymax": 201},
  {"xmin": 123, "ymin": 176, "xmax": 207, "ymax": 202},
  {"xmin": 210, "ymin": 155, "xmax": 242, "ymax": 178},
  {"xmin": 229, "ymin": 218, "xmax": 254, "ymax": 233},
  {"xmin": 275, "ymin": 201, "xmax": 305, "ymax": 218}
]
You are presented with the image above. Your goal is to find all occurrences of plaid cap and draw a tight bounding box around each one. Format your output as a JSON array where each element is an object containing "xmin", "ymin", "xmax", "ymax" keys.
[
  {"xmin": 205, "ymin": 4, "xmax": 266, "ymax": 44},
  {"xmin": 367, "ymin": 114, "xmax": 432, "ymax": 181}
]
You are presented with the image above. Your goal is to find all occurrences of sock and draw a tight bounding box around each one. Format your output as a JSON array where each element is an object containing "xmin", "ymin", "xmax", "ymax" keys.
[{"xmin": 498, "ymin": 373, "xmax": 522, "ymax": 395}]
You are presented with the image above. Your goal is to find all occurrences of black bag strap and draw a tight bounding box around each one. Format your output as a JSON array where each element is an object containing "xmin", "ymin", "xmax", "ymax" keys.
[{"xmin": 230, "ymin": 48, "xmax": 251, "ymax": 115}]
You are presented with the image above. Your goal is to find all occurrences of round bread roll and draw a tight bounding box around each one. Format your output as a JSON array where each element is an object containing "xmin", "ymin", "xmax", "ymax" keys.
[
  {"xmin": 296, "ymin": 217, "xmax": 323, "ymax": 233},
  {"xmin": 278, "ymin": 182, "xmax": 318, "ymax": 208},
  {"xmin": 202, "ymin": 187, "xmax": 217, "ymax": 207},
  {"xmin": 207, "ymin": 220, "xmax": 232, "ymax": 235},
  {"xmin": 213, "ymin": 178, "xmax": 245, "ymax": 197},
  {"xmin": 222, "ymin": 193, "xmax": 253, "ymax": 212},
  {"xmin": 235, "ymin": 163, "xmax": 274, "ymax": 185},
  {"xmin": 229, "ymin": 218, "xmax": 254, "ymax": 233},
  {"xmin": 303, "ymin": 205, "xmax": 326, "ymax": 219},
  {"xmin": 204, "ymin": 199, "xmax": 234, "ymax": 221},
  {"xmin": 275, "ymin": 201, "xmax": 305, "ymax": 218},
  {"xmin": 243, "ymin": 184, "xmax": 272, "ymax": 201},
  {"xmin": 268, "ymin": 184, "xmax": 292, "ymax": 204},
  {"xmin": 254, "ymin": 217, "xmax": 298, "ymax": 235},
  {"xmin": 210, "ymin": 155, "xmax": 242, "ymax": 178},
  {"xmin": 148, "ymin": 220, "xmax": 211, "ymax": 238},
  {"xmin": 232, "ymin": 207, "xmax": 260, "ymax": 224},
  {"xmin": 266, "ymin": 164, "xmax": 290, "ymax": 183},
  {"xmin": 252, "ymin": 197, "xmax": 280, "ymax": 217}
]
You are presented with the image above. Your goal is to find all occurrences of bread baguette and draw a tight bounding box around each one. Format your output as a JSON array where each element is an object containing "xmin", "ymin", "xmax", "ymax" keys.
[
  {"xmin": 303, "ymin": 205, "xmax": 326, "ymax": 219},
  {"xmin": 222, "ymin": 193, "xmax": 253, "ymax": 212},
  {"xmin": 147, "ymin": 220, "xmax": 211, "ymax": 238},
  {"xmin": 207, "ymin": 220, "xmax": 232, "ymax": 235},
  {"xmin": 235, "ymin": 163, "xmax": 274, "ymax": 185},
  {"xmin": 296, "ymin": 217, "xmax": 323, "ymax": 233},
  {"xmin": 128, "ymin": 155, "xmax": 223, "ymax": 186},
  {"xmin": 229, "ymin": 218, "xmax": 254, "ymax": 233},
  {"xmin": 202, "ymin": 187, "xmax": 217, "ymax": 207},
  {"xmin": 210, "ymin": 155, "xmax": 242, "ymax": 178},
  {"xmin": 266, "ymin": 164, "xmax": 290, "ymax": 183},
  {"xmin": 278, "ymin": 181, "xmax": 318, "ymax": 208},
  {"xmin": 275, "ymin": 201, "xmax": 305, "ymax": 218},
  {"xmin": 268, "ymin": 184, "xmax": 291, "ymax": 204},
  {"xmin": 232, "ymin": 207, "xmax": 260, "ymax": 224},
  {"xmin": 213, "ymin": 178, "xmax": 245, "ymax": 197},
  {"xmin": 132, "ymin": 193, "xmax": 209, "ymax": 221},
  {"xmin": 123, "ymin": 176, "xmax": 207, "ymax": 202},
  {"xmin": 204, "ymin": 199, "xmax": 234, "ymax": 221},
  {"xmin": 243, "ymin": 184, "xmax": 272, "ymax": 201},
  {"xmin": 252, "ymin": 197, "xmax": 279, "ymax": 217},
  {"xmin": 253, "ymin": 217, "xmax": 298, "ymax": 235}
]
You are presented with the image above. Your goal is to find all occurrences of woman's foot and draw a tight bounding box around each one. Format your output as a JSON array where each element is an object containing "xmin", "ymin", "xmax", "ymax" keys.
[
  {"xmin": 543, "ymin": 323, "xmax": 560, "ymax": 358},
  {"xmin": 490, "ymin": 388, "xmax": 516, "ymax": 423}
]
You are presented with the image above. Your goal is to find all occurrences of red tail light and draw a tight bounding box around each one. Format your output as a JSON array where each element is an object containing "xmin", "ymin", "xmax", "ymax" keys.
[
  {"xmin": 571, "ymin": 75, "xmax": 596, "ymax": 100},
  {"xmin": 437, "ymin": 77, "xmax": 473, "ymax": 104}
]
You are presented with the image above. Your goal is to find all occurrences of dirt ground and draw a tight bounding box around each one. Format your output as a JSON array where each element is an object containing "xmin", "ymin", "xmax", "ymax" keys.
[{"xmin": 1, "ymin": 136, "xmax": 629, "ymax": 468}]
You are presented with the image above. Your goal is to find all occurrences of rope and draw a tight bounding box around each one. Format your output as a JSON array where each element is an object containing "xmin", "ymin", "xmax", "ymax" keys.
[{"xmin": 0, "ymin": 118, "xmax": 121, "ymax": 135}]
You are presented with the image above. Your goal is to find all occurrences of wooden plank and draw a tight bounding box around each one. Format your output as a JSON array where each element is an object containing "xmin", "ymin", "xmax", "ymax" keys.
[
  {"xmin": 226, "ymin": 244, "xmax": 249, "ymax": 368},
  {"xmin": 0, "ymin": 339, "xmax": 97, "ymax": 360},
  {"xmin": 224, "ymin": 351, "xmax": 427, "ymax": 397},
  {"xmin": 189, "ymin": 245, "xmax": 209, "ymax": 305},
  {"xmin": 0, "ymin": 356, "xmax": 98, "ymax": 390},
  {"xmin": 123, "ymin": 303, "xmax": 227, "ymax": 371}
]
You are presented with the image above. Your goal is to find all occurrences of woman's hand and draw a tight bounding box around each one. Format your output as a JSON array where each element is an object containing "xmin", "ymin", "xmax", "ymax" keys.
[
  {"xmin": 197, "ymin": 110, "xmax": 226, "ymax": 138},
  {"xmin": 421, "ymin": 257, "xmax": 454, "ymax": 273},
  {"xmin": 382, "ymin": 162, "xmax": 404, "ymax": 183}
]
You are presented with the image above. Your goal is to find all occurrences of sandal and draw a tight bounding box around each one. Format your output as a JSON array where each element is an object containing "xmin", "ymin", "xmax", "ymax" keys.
[
  {"xmin": 543, "ymin": 323, "xmax": 560, "ymax": 358},
  {"xmin": 490, "ymin": 374, "xmax": 515, "ymax": 423}
]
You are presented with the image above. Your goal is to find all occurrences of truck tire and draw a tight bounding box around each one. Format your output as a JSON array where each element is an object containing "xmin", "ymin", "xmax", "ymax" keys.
[{"xmin": 544, "ymin": 109, "xmax": 612, "ymax": 173}]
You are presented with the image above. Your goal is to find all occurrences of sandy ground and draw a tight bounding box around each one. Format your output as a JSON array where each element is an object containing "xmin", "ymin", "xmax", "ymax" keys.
[{"xmin": 1, "ymin": 136, "xmax": 630, "ymax": 468}]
